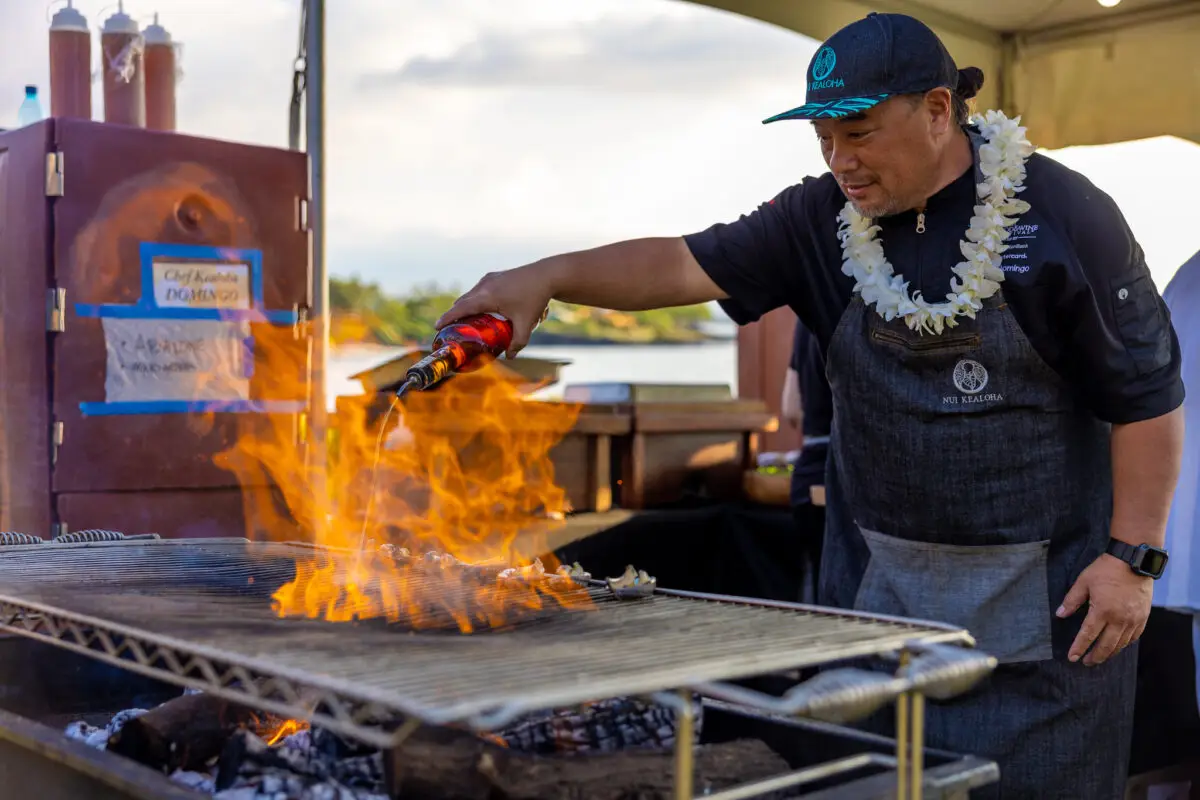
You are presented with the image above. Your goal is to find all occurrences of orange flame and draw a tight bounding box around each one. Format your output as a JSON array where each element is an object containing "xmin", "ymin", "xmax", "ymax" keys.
[
  {"xmin": 264, "ymin": 718, "xmax": 310, "ymax": 746},
  {"xmin": 212, "ymin": 331, "xmax": 590, "ymax": 633}
]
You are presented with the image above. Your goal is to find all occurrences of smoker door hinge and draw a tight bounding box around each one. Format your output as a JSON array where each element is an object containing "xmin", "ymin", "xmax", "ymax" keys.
[
  {"xmin": 50, "ymin": 420, "xmax": 65, "ymax": 466},
  {"xmin": 297, "ymin": 197, "xmax": 310, "ymax": 231},
  {"xmin": 51, "ymin": 522, "xmax": 68, "ymax": 539},
  {"xmin": 296, "ymin": 411, "xmax": 309, "ymax": 446},
  {"xmin": 293, "ymin": 303, "xmax": 310, "ymax": 340},
  {"xmin": 46, "ymin": 287, "xmax": 67, "ymax": 332},
  {"xmin": 45, "ymin": 151, "xmax": 64, "ymax": 197}
]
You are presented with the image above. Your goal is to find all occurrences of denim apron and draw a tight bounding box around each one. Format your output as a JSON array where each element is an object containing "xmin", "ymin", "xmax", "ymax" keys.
[{"xmin": 820, "ymin": 281, "xmax": 1137, "ymax": 796}]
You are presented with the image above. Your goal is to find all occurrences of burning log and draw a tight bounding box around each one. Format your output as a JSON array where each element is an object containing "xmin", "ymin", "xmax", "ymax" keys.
[
  {"xmin": 384, "ymin": 724, "xmax": 791, "ymax": 800},
  {"xmin": 106, "ymin": 691, "xmax": 271, "ymax": 772}
]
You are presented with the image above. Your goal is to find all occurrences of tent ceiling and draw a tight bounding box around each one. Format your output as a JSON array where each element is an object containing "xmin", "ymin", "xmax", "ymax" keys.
[
  {"xmin": 906, "ymin": 0, "xmax": 1182, "ymax": 35},
  {"xmin": 693, "ymin": 0, "xmax": 1200, "ymax": 148}
]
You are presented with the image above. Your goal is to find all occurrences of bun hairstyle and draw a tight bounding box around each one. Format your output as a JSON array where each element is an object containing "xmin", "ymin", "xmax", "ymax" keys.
[
  {"xmin": 956, "ymin": 67, "xmax": 985, "ymax": 100},
  {"xmin": 952, "ymin": 67, "xmax": 985, "ymax": 124}
]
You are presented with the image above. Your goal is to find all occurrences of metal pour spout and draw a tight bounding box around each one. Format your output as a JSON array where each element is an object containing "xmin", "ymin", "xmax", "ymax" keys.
[{"xmin": 394, "ymin": 375, "xmax": 421, "ymax": 399}]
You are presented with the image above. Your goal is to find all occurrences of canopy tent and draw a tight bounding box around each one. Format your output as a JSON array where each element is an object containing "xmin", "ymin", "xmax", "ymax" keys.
[{"xmin": 694, "ymin": 0, "xmax": 1200, "ymax": 149}]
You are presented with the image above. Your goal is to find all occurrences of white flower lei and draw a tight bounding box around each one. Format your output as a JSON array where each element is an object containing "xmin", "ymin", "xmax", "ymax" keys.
[{"xmin": 837, "ymin": 110, "xmax": 1035, "ymax": 335}]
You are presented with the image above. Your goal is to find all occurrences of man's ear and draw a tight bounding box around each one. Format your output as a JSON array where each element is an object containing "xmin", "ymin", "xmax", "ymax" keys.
[{"xmin": 924, "ymin": 87, "xmax": 955, "ymax": 134}]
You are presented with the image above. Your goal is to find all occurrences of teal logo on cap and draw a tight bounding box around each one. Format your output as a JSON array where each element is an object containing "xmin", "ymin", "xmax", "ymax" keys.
[{"xmin": 812, "ymin": 47, "xmax": 837, "ymax": 81}]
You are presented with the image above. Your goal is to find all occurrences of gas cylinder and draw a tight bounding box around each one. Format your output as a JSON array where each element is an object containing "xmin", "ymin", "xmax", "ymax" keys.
[
  {"xmin": 49, "ymin": 1, "xmax": 92, "ymax": 119},
  {"xmin": 143, "ymin": 13, "xmax": 176, "ymax": 131},
  {"xmin": 101, "ymin": 1, "xmax": 145, "ymax": 127}
]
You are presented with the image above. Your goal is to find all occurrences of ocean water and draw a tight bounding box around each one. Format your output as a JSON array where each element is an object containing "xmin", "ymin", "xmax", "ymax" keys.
[{"xmin": 328, "ymin": 341, "xmax": 739, "ymax": 403}]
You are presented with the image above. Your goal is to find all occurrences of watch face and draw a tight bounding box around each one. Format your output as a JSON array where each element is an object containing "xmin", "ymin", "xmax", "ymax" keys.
[{"xmin": 1139, "ymin": 547, "xmax": 1169, "ymax": 577}]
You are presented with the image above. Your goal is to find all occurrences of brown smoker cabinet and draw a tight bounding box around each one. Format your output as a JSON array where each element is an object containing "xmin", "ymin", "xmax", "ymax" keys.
[{"xmin": 0, "ymin": 119, "xmax": 311, "ymax": 540}]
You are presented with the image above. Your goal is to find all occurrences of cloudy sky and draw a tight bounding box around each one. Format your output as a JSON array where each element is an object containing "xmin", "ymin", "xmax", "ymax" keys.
[{"xmin": 4, "ymin": 0, "xmax": 1199, "ymax": 296}]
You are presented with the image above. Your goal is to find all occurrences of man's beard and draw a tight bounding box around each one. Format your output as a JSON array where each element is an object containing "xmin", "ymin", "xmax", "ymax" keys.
[{"xmin": 849, "ymin": 193, "xmax": 906, "ymax": 220}]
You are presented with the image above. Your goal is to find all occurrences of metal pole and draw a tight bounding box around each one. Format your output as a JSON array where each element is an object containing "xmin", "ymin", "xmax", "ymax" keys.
[{"xmin": 305, "ymin": 0, "xmax": 329, "ymax": 524}]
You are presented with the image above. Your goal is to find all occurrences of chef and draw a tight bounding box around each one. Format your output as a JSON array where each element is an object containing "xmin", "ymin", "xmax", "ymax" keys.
[{"xmin": 435, "ymin": 13, "xmax": 1184, "ymax": 797}]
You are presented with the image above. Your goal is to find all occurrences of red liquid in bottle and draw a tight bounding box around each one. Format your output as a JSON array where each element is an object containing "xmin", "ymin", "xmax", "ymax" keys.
[
  {"xmin": 403, "ymin": 313, "xmax": 514, "ymax": 392},
  {"xmin": 49, "ymin": 2, "xmax": 92, "ymax": 120},
  {"xmin": 431, "ymin": 313, "xmax": 514, "ymax": 373}
]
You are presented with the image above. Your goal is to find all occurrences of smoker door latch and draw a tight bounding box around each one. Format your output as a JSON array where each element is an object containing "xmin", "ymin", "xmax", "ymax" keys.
[
  {"xmin": 46, "ymin": 288, "xmax": 67, "ymax": 333},
  {"xmin": 50, "ymin": 420, "xmax": 65, "ymax": 466},
  {"xmin": 45, "ymin": 151, "xmax": 64, "ymax": 197},
  {"xmin": 51, "ymin": 522, "xmax": 68, "ymax": 539}
]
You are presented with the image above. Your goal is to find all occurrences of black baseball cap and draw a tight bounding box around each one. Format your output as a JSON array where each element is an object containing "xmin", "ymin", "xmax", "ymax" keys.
[{"xmin": 763, "ymin": 12, "xmax": 959, "ymax": 123}]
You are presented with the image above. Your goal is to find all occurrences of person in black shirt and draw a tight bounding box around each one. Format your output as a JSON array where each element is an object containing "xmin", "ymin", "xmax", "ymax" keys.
[
  {"xmin": 784, "ymin": 321, "xmax": 831, "ymax": 597},
  {"xmin": 434, "ymin": 13, "xmax": 1183, "ymax": 797}
]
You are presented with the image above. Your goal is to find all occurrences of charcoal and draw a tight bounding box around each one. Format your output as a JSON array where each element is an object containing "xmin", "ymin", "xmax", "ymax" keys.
[
  {"xmin": 496, "ymin": 696, "xmax": 703, "ymax": 755},
  {"xmin": 385, "ymin": 724, "xmax": 791, "ymax": 800},
  {"xmin": 107, "ymin": 691, "xmax": 263, "ymax": 772},
  {"xmin": 65, "ymin": 708, "xmax": 147, "ymax": 750},
  {"xmin": 171, "ymin": 769, "xmax": 217, "ymax": 793},
  {"xmin": 216, "ymin": 729, "xmax": 386, "ymax": 796}
]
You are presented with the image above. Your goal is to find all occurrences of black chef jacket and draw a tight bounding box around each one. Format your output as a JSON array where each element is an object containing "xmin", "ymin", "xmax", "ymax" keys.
[
  {"xmin": 790, "ymin": 321, "xmax": 831, "ymax": 507},
  {"xmin": 685, "ymin": 148, "xmax": 1184, "ymax": 425}
]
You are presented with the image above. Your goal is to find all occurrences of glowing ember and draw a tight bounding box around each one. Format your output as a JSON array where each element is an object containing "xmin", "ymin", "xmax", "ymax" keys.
[
  {"xmin": 264, "ymin": 718, "xmax": 310, "ymax": 746},
  {"xmin": 212, "ymin": 335, "xmax": 591, "ymax": 633}
]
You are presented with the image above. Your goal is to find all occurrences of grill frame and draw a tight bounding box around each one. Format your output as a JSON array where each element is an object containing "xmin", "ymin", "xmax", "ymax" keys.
[{"xmin": 0, "ymin": 538, "xmax": 981, "ymax": 750}]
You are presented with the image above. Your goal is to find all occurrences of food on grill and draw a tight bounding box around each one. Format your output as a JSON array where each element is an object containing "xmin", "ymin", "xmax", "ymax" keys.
[
  {"xmin": 497, "ymin": 558, "xmax": 547, "ymax": 584},
  {"xmin": 606, "ymin": 564, "xmax": 656, "ymax": 599},
  {"xmin": 560, "ymin": 562, "xmax": 591, "ymax": 581},
  {"xmin": 377, "ymin": 544, "xmax": 410, "ymax": 560}
]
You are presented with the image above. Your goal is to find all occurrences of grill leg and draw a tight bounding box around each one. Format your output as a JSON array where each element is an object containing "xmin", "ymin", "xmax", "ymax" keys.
[
  {"xmin": 896, "ymin": 691, "xmax": 910, "ymax": 800},
  {"xmin": 910, "ymin": 693, "xmax": 926, "ymax": 798},
  {"xmin": 673, "ymin": 689, "xmax": 695, "ymax": 800}
]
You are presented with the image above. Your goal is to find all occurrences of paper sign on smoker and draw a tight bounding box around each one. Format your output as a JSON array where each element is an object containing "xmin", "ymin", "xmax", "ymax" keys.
[
  {"xmin": 102, "ymin": 318, "xmax": 252, "ymax": 403},
  {"xmin": 152, "ymin": 261, "xmax": 251, "ymax": 309}
]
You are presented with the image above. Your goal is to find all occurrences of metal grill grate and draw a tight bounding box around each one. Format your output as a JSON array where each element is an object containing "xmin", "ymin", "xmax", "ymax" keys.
[{"xmin": 0, "ymin": 539, "xmax": 974, "ymax": 748}]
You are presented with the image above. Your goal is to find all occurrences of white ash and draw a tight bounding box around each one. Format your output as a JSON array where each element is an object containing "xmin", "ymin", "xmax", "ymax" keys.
[
  {"xmin": 213, "ymin": 727, "xmax": 388, "ymax": 800},
  {"xmin": 64, "ymin": 708, "xmax": 147, "ymax": 750}
]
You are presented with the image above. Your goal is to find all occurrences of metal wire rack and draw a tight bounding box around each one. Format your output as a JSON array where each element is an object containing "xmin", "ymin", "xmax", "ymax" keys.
[{"xmin": 0, "ymin": 538, "xmax": 990, "ymax": 780}]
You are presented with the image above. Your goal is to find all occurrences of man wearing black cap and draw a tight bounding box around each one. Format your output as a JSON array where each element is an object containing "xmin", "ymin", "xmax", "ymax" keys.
[{"xmin": 436, "ymin": 13, "xmax": 1183, "ymax": 796}]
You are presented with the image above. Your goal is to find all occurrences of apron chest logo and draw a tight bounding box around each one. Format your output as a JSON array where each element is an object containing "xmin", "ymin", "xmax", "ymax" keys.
[
  {"xmin": 953, "ymin": 360, "xmax": 989, "ymax": 394},
  {"xmin": 944, "ymin": 360, "xmax": 1004, "ymax": 406}
]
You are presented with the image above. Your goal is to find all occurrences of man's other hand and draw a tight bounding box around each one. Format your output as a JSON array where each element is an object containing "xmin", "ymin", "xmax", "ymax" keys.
[{"xmin": 1057, "ymin": 553, "xmax": 1152, "ymax": 666}]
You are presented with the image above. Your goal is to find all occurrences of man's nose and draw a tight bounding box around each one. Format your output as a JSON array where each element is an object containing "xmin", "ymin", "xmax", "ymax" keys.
[{"xmin": 828, "ymin": 143, "xmax": 859, "ymax": 176}]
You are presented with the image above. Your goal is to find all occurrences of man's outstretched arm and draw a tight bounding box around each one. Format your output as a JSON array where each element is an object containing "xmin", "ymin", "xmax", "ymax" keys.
[{"xmin": 436, "ymin": 237, "xmax": 727, "ymax": 355}]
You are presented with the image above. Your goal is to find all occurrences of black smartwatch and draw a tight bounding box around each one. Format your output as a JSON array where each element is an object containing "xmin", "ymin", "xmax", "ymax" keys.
[{"xmin": 1106, "ymin": 538, "xmax": 1169, "ymax": 579}]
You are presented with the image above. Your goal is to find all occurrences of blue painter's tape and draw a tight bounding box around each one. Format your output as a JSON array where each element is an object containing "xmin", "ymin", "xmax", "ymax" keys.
[
  {"xmin": 242, "ymin": 337, "xmax": 256, "ymax": 379},
  {"xmin": 79, "ymin": 400, "xmax": 307, "ymax": 417},
  {"xmin": 139, "ymin": 242, "xmax": 265, "ymax": 308},
  {"xmin": 70, "ymin": 242, "xmax": 300, "ymax": 325},
  {"xmin": 74, "ymin": 304, "xmax": 299, "ymax": 324}
]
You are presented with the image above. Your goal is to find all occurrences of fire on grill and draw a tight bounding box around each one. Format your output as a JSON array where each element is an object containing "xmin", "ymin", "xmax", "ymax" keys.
[{"xmin": 212, "ymin": 360, "xmax": 595, "ymax": 636}]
